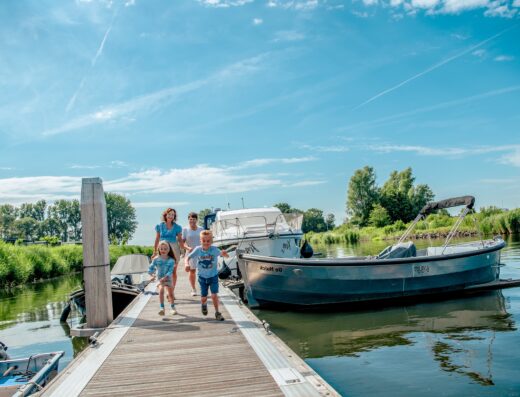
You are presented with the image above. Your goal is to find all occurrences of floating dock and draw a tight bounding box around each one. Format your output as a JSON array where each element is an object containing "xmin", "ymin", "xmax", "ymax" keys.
[{"xmin": 41, "ymin": 269, "xmax": 339, "ymax": 396}]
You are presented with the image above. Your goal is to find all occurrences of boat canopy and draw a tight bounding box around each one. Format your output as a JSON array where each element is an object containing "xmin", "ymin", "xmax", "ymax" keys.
[
  {"xmin": 111, "ymin": 254, "xmax": 150, "ymax": 275},
  {"xmin": 419, "ymin": 195, "xmax": 475, "ymax": 216}
]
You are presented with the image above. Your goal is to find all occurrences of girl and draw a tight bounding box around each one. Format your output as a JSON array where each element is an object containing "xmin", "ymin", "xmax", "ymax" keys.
[
  {"xmin": 153, "ymin": 208, "xmax": 186, "ymax": 293},
  {"xmin": 148, "ymin": 240, "xmax": 177, "ymax": 316}
]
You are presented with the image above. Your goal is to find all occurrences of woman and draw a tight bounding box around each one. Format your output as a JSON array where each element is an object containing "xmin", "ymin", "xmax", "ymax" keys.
[{"xmin": 153, "ymin": 208, "xmax": 186, "ymax": 292}]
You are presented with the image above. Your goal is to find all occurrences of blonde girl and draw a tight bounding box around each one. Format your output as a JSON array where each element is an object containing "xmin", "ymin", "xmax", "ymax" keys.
[{"xmin": 148, "ymin": 240, "xmax": 177, "ymax": 316}]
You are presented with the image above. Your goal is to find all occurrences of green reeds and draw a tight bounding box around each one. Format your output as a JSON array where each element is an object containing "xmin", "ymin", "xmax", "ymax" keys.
[{"xmin": 0, "ymin": 242, "xmax": 153, "ymax": 288}]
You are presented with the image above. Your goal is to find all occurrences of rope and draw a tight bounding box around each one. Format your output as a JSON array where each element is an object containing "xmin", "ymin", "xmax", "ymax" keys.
[{"xmin": 83, "ymin": 263, "xmax": 110, "ymax": 269}]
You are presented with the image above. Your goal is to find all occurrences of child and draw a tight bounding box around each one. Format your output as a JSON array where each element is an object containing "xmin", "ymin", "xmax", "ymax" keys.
[
  {"xmin": 182, "ymin": 212, "xmax": 204, "ymax": 296},
  {"xmin": 187, "ymin": 230, "xmax": 228, "ymax": 321},
  {"xmin": 148, "ymin": 240, "xmax": 177, "ymax": 316}
]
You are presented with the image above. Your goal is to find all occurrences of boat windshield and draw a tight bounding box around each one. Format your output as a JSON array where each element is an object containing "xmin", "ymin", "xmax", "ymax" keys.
[{"xmin": 211, "ymin": 212, "xmax": 303, "ymax": 240}]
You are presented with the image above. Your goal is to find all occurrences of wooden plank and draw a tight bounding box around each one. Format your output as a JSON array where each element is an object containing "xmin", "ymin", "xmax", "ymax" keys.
[{"xmin": 80, "ymin": 177, "xmax": 113, "ymax": 328}]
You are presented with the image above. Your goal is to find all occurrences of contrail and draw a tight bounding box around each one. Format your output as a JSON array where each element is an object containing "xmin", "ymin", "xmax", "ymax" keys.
[
  {"xmin": 66, "ymin": 15, "xmax": 116, "ymax": 112},
  {"xmin": 352, "ymin": 24, "xmax": 518, "ymax": 110}
]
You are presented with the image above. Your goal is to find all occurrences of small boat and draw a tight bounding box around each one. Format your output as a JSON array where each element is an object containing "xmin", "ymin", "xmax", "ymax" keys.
[
  {"xmin": 60, "ymin": 254, "xmax": 149, "ymax": 322},
  {"xmin": 0, "ymin": 350, "xmax": 64, "ymax": 397},
  {"xmin": 203, "ymin": 207, "xmax": 305, "ymax": 278},
  {"xmin": 238, "ymin": 196, "xmax": 508, "ymax": 308}
]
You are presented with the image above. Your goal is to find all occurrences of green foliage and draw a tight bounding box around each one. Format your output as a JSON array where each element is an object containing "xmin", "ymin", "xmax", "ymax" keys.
[
  {"xmin": 369, "ymin": 204, "xmax": 391, "ymax": 227},
  {"xmin": 13, "ymin": 217, "xmax": 39, "ymax": 241},
  {"xmin": 197, "ymin": 209, "xmax": 212, "ymax": 226},
  {"xmin": 302, "ymin": 208, "xmax": 327, "ymax": 233},
  {"xmin": 0, "ymin": 204, "xmax": 17, "ymax": 239},
  {"xmin": 0, "ymin": 243, "xmax": 153, "ymax": 288},
  {"xmin": 40, "ymin": 236, "xmax": 61, "ymax": 246},
  {"xmin": 105, "ymin": 193, "xmax": 138, "ymax": 245},
  {"xmin": 346, "ymin": 166, "xmax": 379, "ymax": 226},
  {"xmin": 325, "ymin": 213, "xmax": 336, "ymax": 230}
]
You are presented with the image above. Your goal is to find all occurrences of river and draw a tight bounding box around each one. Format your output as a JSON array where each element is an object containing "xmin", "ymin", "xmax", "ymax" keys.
[
  {"xmin": 1, "ymin": 236, "xmax": 519, "ymax": 395},
  {"xmin": 254, "ymin": 234, "xmax": 520, "ymax": 396}
]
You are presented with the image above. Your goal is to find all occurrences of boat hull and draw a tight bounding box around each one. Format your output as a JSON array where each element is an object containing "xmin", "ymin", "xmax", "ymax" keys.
[
  {"xmin": 239, "ymin": 240, "xmax": 504, "ymax": 308},
  {"xmin": 215, "ymin": 233, "xmax": 303, "ymax": 277}
]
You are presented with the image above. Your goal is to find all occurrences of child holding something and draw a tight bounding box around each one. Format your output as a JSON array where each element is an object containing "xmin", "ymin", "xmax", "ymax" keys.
[
  {"xmin": 148, "ymin": 240, "xmax": 177, "ymax": 316},
  {"xmin": 187, "ymin": 230, "xmax": 228, "ymax": 321}
]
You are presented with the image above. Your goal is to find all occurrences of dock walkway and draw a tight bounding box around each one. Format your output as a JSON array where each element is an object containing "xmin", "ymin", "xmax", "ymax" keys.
[{"xmin": 41, "ymin": 268, "xmax": 338, "ymax": 397}]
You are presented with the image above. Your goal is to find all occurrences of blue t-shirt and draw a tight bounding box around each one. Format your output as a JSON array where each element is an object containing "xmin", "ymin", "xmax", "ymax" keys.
[
  {"xmin": 148, "ymin": 257, "xmax": 175, "ymax": 279},
  {"xmin": 155, "ymin": 222, "xmax": 182, "ymax": 243},
  {"xmin": 187, "ymin": 246, "xmax": 221, "ymax": 279}
]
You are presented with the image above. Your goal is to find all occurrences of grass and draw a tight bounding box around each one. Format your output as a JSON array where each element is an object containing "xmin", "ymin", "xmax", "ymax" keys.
[
  {"xmin": 0, "ymin": 243, "xmax": 153, "ymax": 288},
  {"xmin": 308, "ymin": 208, "xmax": 520, "ymax": 246}
]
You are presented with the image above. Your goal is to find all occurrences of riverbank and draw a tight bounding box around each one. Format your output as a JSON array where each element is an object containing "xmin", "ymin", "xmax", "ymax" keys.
[
  {"xmin": 0, "ymin": 242, "xmax": 153, "ymax": 288},
  {"xmin": 307, "ymin": 207, "xmax": 520, "ymax": 246}
]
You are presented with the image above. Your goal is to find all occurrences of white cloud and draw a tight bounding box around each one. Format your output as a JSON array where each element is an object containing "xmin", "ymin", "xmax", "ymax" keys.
[
  {"xmin": 283, "ymin": 180, "xmax": 326, "ymax": 187},
  {"xmin": 42, "ymin": 54, "xmax": 267, "ymax": 137},
  {"xmin": 0, "ymin": 158, "xmax": 323, "ymax": 203},
  {"xmin": 267, "ymin": 0, "xmax": 320, "ymax": 10},
  {"xmin": 514, "ymin": 0, "xmax": 520, "ymax": 6},
  {"xmin": 253, "ymin": 18, "xmax": 263, "ymax": 25},
  {"xmin": 442, "ymin": 0, "xmax": 489, "ymax": 13},
  {"xmin": 411, "ymin": 0, "xmax": 440, "ymax": 8},
  {"xmin": 472, "ymin": 48, "xmax": 487, "ymax": 57},
  {"xmin": 499, "ymin": 148, "xmax": 520, "ymax": 167},
  {"xmin": 300, "ymin": 144, "xmax": 350, "ymax": 152},
  {"xmin": 363, "ymin": 0, "xmax": 378, "ymax": 5},
  {"xmin": 494, "ymin": 55, "xmax": 515, "ymax": 61},
  {"xmin": 367, "ymin": 144, "xmax": 520, "ymax": 166},
  {"xmin": 197, "ymin": 0, "xmax": 253, "ymax": 7},
  {"xmin": 273, "ymin": 30, "xmax": 305, "ymax": 42}
]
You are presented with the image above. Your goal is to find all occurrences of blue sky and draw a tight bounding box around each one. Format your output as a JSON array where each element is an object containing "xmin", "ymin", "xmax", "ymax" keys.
[{"xmin": 0, "ymin": 0, "xmax": 519, "ymax": 245}]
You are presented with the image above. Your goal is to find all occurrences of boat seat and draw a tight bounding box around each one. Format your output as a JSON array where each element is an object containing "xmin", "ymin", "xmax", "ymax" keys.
[{"xmin": 377, "ymin": 241, "xmax": 417, "ymax": 259}]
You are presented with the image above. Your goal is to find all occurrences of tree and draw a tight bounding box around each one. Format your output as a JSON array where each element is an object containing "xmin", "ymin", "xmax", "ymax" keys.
[
  {"xmin": 302, "ymin": 208, "xmax": 327, "ymax": 233},
  {"xmin": 346, "ymin": 166, "xmax": 379, "ymax": 226},
  {"xmin": 105, "ymin": 192, "xmax": 137, "ymax": 244},
  {"xmin": 368, "ymin": 204, "xmax": 391, "ymax": 227},
  {"xmin": 380, "ymin": 168, "xmax": 433, "ymax": 223},
  {"xmin": 13, "ymin": 217, "xmax": 39, "ymax": 241},
  {"xmin": 325, "ymin": 213, "xmax": 335, "ymax": 230},
  {"xmin": 19, "ymin": 200, "xmax": 46, "ymax": 222},
  {"xmin": 273, "ymin": 202, "xmax": 292, "ymax": 213},
  {"xmin": 47, "ymin": 200, "xmax": 81, "ymax": 242},
  {"xmin": 0, "ymin": 204, "xmax": 17, "ymax": 239},
  {"xmin": 197, "ymin": 208, "xmax": 212, "ymax": 227}
]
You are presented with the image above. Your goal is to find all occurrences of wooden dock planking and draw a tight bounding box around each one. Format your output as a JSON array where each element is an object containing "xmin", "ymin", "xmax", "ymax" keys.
[{"xmin": 42, "ymin": 265, "xmax": 338, "ymax": 397}]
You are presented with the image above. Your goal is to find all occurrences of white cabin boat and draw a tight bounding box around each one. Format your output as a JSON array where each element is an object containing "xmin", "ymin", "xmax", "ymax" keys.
[{"xmin": 203, "ymin": 207, "xmax": 304, "ymax": 278}]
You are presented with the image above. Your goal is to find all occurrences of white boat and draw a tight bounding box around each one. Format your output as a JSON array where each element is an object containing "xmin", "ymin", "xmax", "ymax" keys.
[
  {"xmin": 0, "ymin": 351, "xmax": 64, "ymax": 397},
  {"xmin": 203, "ymin": 207, "xmax": 304, "ymax": 278}
]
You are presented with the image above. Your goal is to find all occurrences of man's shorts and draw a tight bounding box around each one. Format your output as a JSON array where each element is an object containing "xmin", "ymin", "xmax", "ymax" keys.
[{"xmin": 198, "ymin": 275, "xmax": 219, "ymax": 297}]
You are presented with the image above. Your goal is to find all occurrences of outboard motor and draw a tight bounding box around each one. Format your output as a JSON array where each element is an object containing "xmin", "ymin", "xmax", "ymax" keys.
[
  {"xmin": 218, "ymin": 259, "xmax": 232, "ymax": 280},
  {"xmin": 0, "ymin": 341, "xmax": 9, "ymax": 361},
  {"xmin": 300, "ymin": 240, "xmax": 314, "ymax": 258}
]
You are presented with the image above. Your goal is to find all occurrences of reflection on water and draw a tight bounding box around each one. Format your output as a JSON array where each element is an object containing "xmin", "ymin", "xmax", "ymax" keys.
[
  {"xmin": 255, "ymin": 234, "xmax": 520, "ymax": 397},
  {"xmin": 0, "ymin": 274, "xmax": 87, "ymax": 369}
]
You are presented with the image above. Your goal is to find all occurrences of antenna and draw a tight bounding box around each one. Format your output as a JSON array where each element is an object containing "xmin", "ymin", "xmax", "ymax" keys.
[{"xmin": 241, "ymin": 197, "xmax": 245, "ymax": 209}]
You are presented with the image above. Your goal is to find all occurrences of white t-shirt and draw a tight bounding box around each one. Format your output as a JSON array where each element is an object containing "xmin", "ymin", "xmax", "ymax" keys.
[{"xmin": 182, "ymin": 226, "xmax": 204, "ymax": 250}]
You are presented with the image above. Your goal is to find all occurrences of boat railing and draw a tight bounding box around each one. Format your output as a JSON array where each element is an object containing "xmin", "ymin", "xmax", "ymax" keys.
[{"xmin": 211, "ymin": 213, "xmax": 303, "ymax": 241}]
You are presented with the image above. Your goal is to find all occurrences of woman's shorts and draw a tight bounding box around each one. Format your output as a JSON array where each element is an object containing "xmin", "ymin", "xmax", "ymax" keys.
[{"xmin": 198, "ymin": 275, "xmax": 219, "ymax": 297}]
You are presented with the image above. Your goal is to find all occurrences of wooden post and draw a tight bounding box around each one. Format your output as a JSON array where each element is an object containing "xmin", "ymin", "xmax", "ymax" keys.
[{"xmin": 81, "ymin": 177, "xmax": 113, "ymax": 329}]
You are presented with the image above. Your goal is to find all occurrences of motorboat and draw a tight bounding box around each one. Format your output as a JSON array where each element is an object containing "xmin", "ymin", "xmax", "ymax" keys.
[
  {"xmin": 238, "ymin": 196, "xmax": 509, "ymax": 308},
  {"xmin": 203, "ymin": 207, "xmax": 305, "ymax": 278},
  {"xmin": 60, "ymin": 254, "xmax": 149, "ymax": 322},
  {"xmin": 0, "ymin": 349, "xmax": 64, "ymax": 397}
]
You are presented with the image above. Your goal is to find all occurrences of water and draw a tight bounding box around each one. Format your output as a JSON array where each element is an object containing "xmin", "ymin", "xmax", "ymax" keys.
[
  {"xmin": 254, "ymin": 235, "xmax": 520, "ymax": 397},
  {"xmin": 0, "ymin": 274, "xmax": 88, "ymax": 370}
]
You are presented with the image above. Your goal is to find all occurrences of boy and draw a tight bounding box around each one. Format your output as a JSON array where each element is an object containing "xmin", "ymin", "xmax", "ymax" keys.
[
  {"xmin": 182, "ymin": 212, "xmax": 204, "ymax": 296},
  {"xmin": 187, "ymin": 230, "xmax": 228, "ymax": 321}
]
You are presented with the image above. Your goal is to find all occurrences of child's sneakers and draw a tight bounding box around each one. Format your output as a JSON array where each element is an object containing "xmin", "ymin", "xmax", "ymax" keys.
[
  {"xmin": 201, "ymin": 304, "xmax": 208, "ymax": 316},
  {"xmin": 158, "ymin": 308, "xmax": 165, "ymax": 316},
  {"xmin": 191, "ymin": 289, "xmax": 197, "ymax": 296},
  {"xmin": 170, "ymin": 307, "xmax": 177, "ymax": 315},
  {"xmin": 215, "ymin": 311, "xmax": 224, "ymax": 321}
]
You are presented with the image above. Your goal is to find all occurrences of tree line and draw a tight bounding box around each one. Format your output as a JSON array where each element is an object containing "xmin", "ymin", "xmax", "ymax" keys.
[
  {"xmin": 0, "ymin": 193, "xmax": 137, "ymax": 245},
  {"xmin": 347, "ymin": 166, "xmax": 434, "ymax": 227}
]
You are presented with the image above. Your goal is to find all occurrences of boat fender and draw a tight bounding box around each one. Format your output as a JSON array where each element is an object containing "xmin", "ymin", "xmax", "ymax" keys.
[
  {"xmin": 124, "ymin": 275, "xmax": 132, "ymax": 285},
  {"xmin": 0, "ymin": 341, "xmax": 8, "ymax": 361},
  {"xmin": 59, "ymin": 303, "xmax": 71, "ymax": 323},
  {"xmin": 218, "ymin": 260, "xmax": 232, "ymax": 280},
  {"xmin": 300, "ymin": 240, "xmax": 314, "ymax": 258}
]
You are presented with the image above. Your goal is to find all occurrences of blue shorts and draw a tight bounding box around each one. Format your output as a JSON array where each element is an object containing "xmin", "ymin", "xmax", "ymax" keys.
[{"xmin": 198, "ymin": 275, "xmax": 219, "ymax": 297}]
